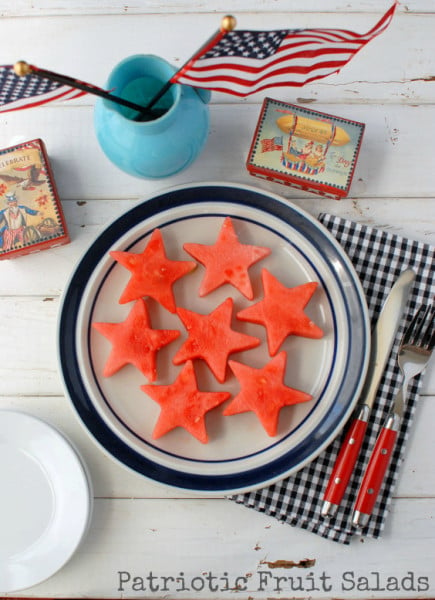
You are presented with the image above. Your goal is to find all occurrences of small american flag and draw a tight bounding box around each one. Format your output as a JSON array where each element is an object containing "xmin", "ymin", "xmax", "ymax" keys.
[
  {"xmin": 0, "ymin": 65, "xmax": 86, "ymax": 113},
  {"xmin": 261, "ymin": 136, "xmax": 283, "ymax": 152},
  {"xmin": 171, "ymin": 3, "xmax": 396, "ymax": 97}
]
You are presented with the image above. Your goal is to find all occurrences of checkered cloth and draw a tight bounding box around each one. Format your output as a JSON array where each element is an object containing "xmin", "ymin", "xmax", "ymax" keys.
[{"xmin": 231, "ymin": 214, "xmax": 435, "ymax": 544}]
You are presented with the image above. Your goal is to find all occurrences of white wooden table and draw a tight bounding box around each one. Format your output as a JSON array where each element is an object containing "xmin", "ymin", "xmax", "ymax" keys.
[{"xmin": 1, "ymin": 1, "xmax": 434, "ymax": 598}]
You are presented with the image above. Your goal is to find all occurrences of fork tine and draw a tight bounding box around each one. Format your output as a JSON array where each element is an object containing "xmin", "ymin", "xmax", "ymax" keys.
[
  {"xmin": 405, "ymin": 304, "xmax": 434, "ymax": 349},
  {"xmin": 402, "ymin": 305, "xmax": 427, "ymax": 345},
  {"xmin": 421, "ymin": 308, "xmax": 435, "ymax": 350},
  {"xmin": 418, "ymin": 306, "xmax": 434, "ymax": 347}
]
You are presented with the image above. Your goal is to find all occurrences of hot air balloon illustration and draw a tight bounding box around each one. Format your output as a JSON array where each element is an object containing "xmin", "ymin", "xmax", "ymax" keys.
[{"xmin": 246, "ymin": 99, "xmax": 365, "ymax": 199}]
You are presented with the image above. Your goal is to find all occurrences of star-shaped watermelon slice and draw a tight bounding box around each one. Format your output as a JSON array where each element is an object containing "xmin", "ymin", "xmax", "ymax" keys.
[
  {"xmin": 141, "ymin": 360, "xmax": 231, "ymax": 443},
  {"xmin": 110, "ymin": 228, "xmax": 196, "ymax": 312},
  {"xmin": 183, "ymin": 216, "xmax": 271, "ymax": 299},
  {"xmin": 223, "ymin": 352, "xmax": 312, "ymax": 436},
  {"xmin": 173, "ymin": 297, "xmax": 260, "ymax": 383},
  {"xmin": 92, "ymin": 298, "xmax": 180, "ymax": 380},
  {"xmin": 237, "ymin": 269, "xmax": 323, "ymax": 356}
]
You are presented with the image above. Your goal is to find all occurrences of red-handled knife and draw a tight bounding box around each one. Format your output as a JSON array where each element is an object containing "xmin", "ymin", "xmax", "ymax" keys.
[{"xmin": 321, "ymin": 269, "xmax": 415, "ymax": 518}]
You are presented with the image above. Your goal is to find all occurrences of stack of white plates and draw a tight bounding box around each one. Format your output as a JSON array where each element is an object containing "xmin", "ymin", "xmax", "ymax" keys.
[{"xmin": 0, "ymin": 411, "xmax": 92, "ymax": 593}]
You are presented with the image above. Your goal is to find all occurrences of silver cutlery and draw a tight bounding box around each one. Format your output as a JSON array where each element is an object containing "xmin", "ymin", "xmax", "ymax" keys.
[{"xmin": 321, "ymin": 269, "xmax": 415, "ymax": 517}]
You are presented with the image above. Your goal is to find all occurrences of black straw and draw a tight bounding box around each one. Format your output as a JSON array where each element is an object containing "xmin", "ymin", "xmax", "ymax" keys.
[
  {"xmin": 144, "ymin": 15, "xmax": 237, "ymax": 112},
  {"xmin": 15, "ymin": 61, "xmax": 161, "ymax": 120}
]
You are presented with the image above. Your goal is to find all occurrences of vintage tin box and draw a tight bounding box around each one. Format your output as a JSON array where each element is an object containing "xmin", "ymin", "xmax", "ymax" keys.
[
  {"xmin": 0, "ymin": 138, "xmax": 69, "ymax": 259},
  {"xmin": 246, "ymin": 98, "xmax": 365, "ymax": 199}
]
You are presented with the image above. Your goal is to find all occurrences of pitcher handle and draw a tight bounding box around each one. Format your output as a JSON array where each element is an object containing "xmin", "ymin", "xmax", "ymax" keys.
[{"xmin": 194, "ymin": 87, "xmax": 211, "ymax": 104}]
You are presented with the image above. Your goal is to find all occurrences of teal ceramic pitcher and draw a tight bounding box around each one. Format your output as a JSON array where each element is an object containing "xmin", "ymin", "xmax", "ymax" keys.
[{"xmin": 94, "ymin": 55, "xmax": 210, "ymax": 179}]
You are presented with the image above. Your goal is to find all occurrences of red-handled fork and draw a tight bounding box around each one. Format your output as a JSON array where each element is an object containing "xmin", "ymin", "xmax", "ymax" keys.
[{"xmin": 352, "ymin": 304, "xmax": 435, "ymax": 528}]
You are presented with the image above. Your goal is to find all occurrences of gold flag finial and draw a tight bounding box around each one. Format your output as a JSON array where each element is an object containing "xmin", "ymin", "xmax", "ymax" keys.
[
  {"xmin": 14, "ymin": 61, "xmax": 32, "ymax": 76},
  {"xmin": 221, "ymin": 15, "xmax": 236, "ymax": 32}
]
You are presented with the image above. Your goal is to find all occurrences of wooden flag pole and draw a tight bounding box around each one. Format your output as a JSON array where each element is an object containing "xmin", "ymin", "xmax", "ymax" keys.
[
  {"xmin": 144, "ymin": 15, "xmax": 237, "ymax": 112},
  {"xmin": 13, "ymin": 61, "xmax": 162, "ymax": 120}
]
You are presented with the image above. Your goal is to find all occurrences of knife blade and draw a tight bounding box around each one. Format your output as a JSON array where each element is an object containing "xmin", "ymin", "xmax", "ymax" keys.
[{"xmin": 321, "ymin": 268, "xmax": 415, "ymax": 518}]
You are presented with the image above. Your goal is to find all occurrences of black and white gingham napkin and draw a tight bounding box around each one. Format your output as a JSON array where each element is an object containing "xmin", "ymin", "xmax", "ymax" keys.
[{"xmin": 231, "ymin": 213, "xmax": 435, "ymax": 544}]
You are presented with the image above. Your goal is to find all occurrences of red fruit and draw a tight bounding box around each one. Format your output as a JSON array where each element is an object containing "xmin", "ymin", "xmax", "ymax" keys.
[
  {"xmin": 173, "ymin": 297, "xmax": 260, "ymax": 383},
  {"xmin": 183, "ymin": 216, "xmax": 271, "ymax": 299},
  {"xmin": 223, "ymin": 352, "xmax": 312, "ymax": 436},
  {"xmin": 92, "ymin": 298, "xmax": 180, "ymax": 380},
  {"xmin": 110, "ymin": 228, "xmax": 196, "ymax": 312},
  {"xmin": 142, "ymin": 361, "xmax": 230, "ymax": 443},
  {"xmin": 237, "ymin": 269, "xmax": 323, "ymax": 356}
]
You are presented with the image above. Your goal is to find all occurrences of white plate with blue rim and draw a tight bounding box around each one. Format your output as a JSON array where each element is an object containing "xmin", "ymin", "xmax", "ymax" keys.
[
  {"xmin": 0, "ymin": 410, "xmax": 92, "ymax": 593},
  {"xmin": 58, "ymin": 183, "xmax": 370, "ymax": 495}
]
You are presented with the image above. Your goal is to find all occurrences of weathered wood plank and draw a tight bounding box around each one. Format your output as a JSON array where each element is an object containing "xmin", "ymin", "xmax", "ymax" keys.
[
  {"xmin": 10, "ymin": 496, "xmax": 435, "ymax": 599},
  {"xmin": 1, "ymin": 104, "xmax": 435, "ymax": 204},
  {"xmin": 1, "ymin": 0, "xmax": 433, "ymax": 17}
]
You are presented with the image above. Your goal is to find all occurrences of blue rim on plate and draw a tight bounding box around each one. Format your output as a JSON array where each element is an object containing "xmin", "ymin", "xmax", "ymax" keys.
[{"xmin": 58, "ymin": 183, "xmax": 369, "ymax": 494}]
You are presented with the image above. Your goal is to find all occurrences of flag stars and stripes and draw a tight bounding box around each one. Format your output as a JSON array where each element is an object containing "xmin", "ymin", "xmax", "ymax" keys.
[
  {"xmin": 0, "ymin": 66, "xmax": 57, "ymax": 104},
  {"xmin": 0, "ymin": 3, "xmax": 397, "ymax": 110},
  {"xmin": 203, "ymin": 30, "xmax": 289, "ymax": 60},
  {"xmin": 172, "ymin": 2, "xmax": 397, "ymax": 97},
  {"xmin": 0, "ymin": 65, "xmax": 86, "ymax": 113}
]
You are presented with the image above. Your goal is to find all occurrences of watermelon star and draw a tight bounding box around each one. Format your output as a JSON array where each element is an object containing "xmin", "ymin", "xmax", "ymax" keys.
[
  {"xmin": 183, "ymin": 216, "xmax": 271, "ymax": 299},
  {"xmin": 237, "ymin": 269, "xmax": 323, "ymax": 356},
  {"xmin": 141, "ymin": 360, "xmax": 231, "ymax": 443},
  {"xmin": 223, "ymin": 352, "xmax": 312, "ymax": 436},
  {"xmin": 110, "ymin": 228, "xmax": 196, "ymax": 312},
  {"xmin": 173, "ymin": 297, "xmax": 260, "ymax": 383},
  {"xmin": 92, "ymin": 298, "xmax": 180, "ymax": 380}
]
